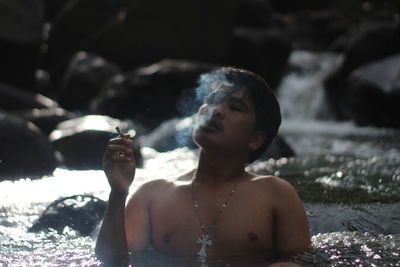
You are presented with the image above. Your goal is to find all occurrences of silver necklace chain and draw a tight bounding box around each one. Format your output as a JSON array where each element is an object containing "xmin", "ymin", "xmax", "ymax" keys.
[
  {"xmin": 191, "ymin": 172, "xmax": 240, "ymax": 266},
  {"xmin": 191, "ymin": 176, "xmax": 239, "ymax": 235}
]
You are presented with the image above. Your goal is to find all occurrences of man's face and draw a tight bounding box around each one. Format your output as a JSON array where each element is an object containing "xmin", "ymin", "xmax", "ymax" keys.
[{"xmin": 193, "ymin": 86, "xmax": 260, "ymax": 155}]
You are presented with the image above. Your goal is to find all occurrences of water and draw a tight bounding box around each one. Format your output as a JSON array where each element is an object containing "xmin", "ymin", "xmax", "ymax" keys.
[{"xmin": 1, "ymin": 51, "xmax": 400, "ymax": 266}]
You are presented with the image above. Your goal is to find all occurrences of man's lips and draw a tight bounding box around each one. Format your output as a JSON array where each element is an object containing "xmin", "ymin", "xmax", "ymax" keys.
[{"xmin": 202, "ymin": 119, "xmax": 222, "ymax": 130}]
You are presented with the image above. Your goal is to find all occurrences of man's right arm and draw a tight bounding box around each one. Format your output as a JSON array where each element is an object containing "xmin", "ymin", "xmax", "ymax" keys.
[
  {"xmin": 95, "ymin": 190, "xmax": 131, "ymax": 265},
  {"xmin": 95, "ymin": 134, "xmax": 138, "ymax": 265},
  {"xmin": 95, "ymin": 185, "xmax": 153, "ymax": 265}
]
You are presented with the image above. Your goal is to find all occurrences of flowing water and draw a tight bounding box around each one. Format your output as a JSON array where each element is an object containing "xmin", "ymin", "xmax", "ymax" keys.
[{"xmin": 1, "ymin": 51, "xmax": 400, "ymax": 266}]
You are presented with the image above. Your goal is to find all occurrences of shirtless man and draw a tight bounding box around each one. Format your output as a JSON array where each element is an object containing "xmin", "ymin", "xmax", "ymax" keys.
[{"xmin": 95, "ymin": 67, "xmax": 311, "ymax": 266}]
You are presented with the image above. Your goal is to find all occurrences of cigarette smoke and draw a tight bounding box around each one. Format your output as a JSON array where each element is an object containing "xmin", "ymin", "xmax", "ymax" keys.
[{"xmin": 175, "ymin": 70, "xmax": 233, "ymax": 147}]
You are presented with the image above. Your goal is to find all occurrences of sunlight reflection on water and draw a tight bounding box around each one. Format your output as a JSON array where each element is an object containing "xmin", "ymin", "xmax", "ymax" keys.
[{"xmin": 1, "ymin": 127, "xmax": 400, "ymax": 266}]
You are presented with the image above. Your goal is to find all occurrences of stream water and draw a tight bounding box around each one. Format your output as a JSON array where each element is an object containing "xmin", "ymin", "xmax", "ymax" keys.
[{"xmin": 1, "ymin": 51, "xmax": 399, "ymax": 266}]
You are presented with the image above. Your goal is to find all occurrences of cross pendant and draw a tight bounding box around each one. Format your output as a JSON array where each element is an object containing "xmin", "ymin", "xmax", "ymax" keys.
[{"xmin": 196, "ymin": 233, "xmax": 212, "ymax": 265}]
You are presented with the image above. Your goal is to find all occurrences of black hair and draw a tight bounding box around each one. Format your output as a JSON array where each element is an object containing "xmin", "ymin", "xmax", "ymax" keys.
[{"xmin": 197, "ymin": 67, "xmax": 281, "ymax": 163}]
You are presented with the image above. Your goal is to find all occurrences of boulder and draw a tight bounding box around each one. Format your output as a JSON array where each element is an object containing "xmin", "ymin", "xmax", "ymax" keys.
[
  {"xmin": 228, "ymin": 27, "xmax": 292, "ymax": 89},
  {"xmin": 45, "ymin": 0, "xmax": 239, "ymax": 79},
  {"xmin": 0, "ymin": 0, "xmax": 44, "ymax": 88},
  {"xmin": 257, "ymin": 135, "xmax": 295, "ymax": 161},
  {"xmin": 91, "ymin": 59, "xmax": 214, "ymax": 129},
  {"xmin": 288, "ymin": 10, "xmax": 350, "ymax": 51},
  {"xmin": 0, "ymin": 82, "xmax": 58, "ymax": 111},
  {"xmin": 0, "ymin": 111, "xmax": 58, "ymax": 180},
  {"xmin": 16, "ymin": 107, "xmax": 76, "ymax": 136},
  {"xmin": 268, "ymin": 0, "xmax": 363, "ymax": 15},
  {"xmin": 233, "ymin": 0, "xmax": 274, "ymax": 28},
  {"xmin": 342, "ymin": 22, "xmax": 400, "ymax": 74},
  {"xmin": 141, "ymin": 117, "xmax": 196, "ymax": 152},
  {"xmin": 324, "ymin": 22, "xmax": 400, "ymax": 121},
  {"xmin": 50, "ymin": 115, "xmax": 143, "ymax": 169},
  {"xmin": 268, "ymin": 0, "xmax": 329, "ymax": 12},
  {"xmin": 324, "ymin": 69, "xmax": 351, "ymax": 121},
  {"xmin": 57, "ymin": 51, "xmax": 121, "ymax": 111},
  {"xmin": 29, "ymin": 194, "xmax": 106, "ymax": 236},
  {"xmin": 0, "ymin": 0, "xmax": 44, "ymax": 43},
  {"xmin": 346, "ymin": 54, "xmax": 400, "ymax": 128},
  {"xmin": 43, "ymin": 0, "xmax": 70, "ymax": 20}
]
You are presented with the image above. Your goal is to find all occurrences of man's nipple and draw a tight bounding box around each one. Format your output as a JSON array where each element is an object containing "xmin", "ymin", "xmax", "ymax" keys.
[
  {"xmin": 162, "ymin": 234, "xmax": 172, "ymax": 243},
  {"xmin": 248, "ymin": 232, "xmax": 259, "ymax": 241}
]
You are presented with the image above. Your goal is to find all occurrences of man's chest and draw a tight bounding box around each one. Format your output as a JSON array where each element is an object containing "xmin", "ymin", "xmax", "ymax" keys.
[{"xmin": 149, "ymin": 190, "xmax": 274, "ymax": 258}]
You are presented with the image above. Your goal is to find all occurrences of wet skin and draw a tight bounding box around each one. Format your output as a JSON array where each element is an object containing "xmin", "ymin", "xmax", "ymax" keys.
[
  {"xmin": 126, "ymin": 171, "xmax": 310, "ymax": 267},
  {"xmin": 96, "ymin": 86, "xmax": 310, "ymax": 267}
]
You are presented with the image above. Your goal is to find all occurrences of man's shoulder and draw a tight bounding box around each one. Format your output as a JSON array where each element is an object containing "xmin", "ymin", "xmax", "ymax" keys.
[
  {"xmin": 250, "ymin": 174, "xmax": 292, "ymax": 187},
  {"xmin": 134, "ymin": 178, "xmax": 175, "ymax": 194},
  {"xmin": 248, "ymin": 174, "xmax": 298, "ymax": 197},
  {"xmin": 132, "ymin": 172, "xmax": 191, "ymax": 196},
  {"xmin": 127, "ymin": 178, "xmax": 176, "ymax": 208}
]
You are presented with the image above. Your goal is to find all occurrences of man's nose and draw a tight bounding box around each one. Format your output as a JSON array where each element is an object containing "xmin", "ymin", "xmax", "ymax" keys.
[{"xmin": 210, "ymin": 102, "xmax": 225, "ymax": 119}]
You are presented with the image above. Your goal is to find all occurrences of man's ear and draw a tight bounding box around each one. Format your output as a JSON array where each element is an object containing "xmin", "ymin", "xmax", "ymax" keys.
[{"xmin": 248, "ymin": 131, "xmax": 266, "ymax": 151}]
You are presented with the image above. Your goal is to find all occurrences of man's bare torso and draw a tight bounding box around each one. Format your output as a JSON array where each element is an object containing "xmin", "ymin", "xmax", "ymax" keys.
[{"xmin": 129, "ymin": 172, "xmax": 280, "ymax": 265}]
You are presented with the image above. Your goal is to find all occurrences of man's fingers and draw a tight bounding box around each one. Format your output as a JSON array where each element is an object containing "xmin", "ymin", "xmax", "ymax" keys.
[
  {"xmin": 107, "ymin": 144, "xmax": 133, "ymax": 154},
  {"xmin": 109, "ymin": 137, "xmax": 133, "ymax": 146},
  {"xmin": 104, "ymin": 144, "xmax": 134, "ymax": 160},
  {"xmin": 104, "ymin": 151, "xmax": 134, "ymax": 163},
  {"xmin": 111, "ymin": 152, "xmax": 134, "ymax": 162},
  {"xmin": 121, "ymin": 133, "xmax": 131, "ymax": 139}
]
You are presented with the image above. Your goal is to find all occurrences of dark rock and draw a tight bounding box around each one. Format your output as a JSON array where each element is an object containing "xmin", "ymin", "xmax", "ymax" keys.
[
  {"xmin": 233, "ymin": 0, "xmax": 274, "ymax": 28},
  {"xmin": 0, "ymin": 0, "xmax": 44, "ymax": 89},
  {"xmin": 45, "ymin": 0, "xmax": 239, "ymax": 82},
  {"xmin": 324, "ymin": 69, "xmax": 351, "ymax": 121},
  {"xmin": 263, "ymin": 1, "xmax": 397, "ymax": 52},
  {"xmin": 16, "ymin": 107, "xmax": 76, "ymax": 136},
  {"xmin": 49, "ymin": 115, "xmax": 143, "ymax": 169},
  {"xmin": 0, "ymin": 82, "xmax": 58, "ymax": 111},
  {"xmin": 0, "ymin": 0, "xmax": 44, "ymax": 43},
  {"xmin": 91, "ymin": 59, "xmax": 214, "ymax": 129},
  {"xmin": 228, "ymin": 27, "xmax": 292, "ymax": 89},
  {"xmin": 29, "ymin": 195, "xmax": 106, "ymax": 236},
  {"xmin": 57, "ymin": 52, "xmax": 121, "ymax": 111},
  {"xmin": 257, "ymin": 135, "xmax": 295, "ymax": 161},
  {"xmin": 43, "ymin": 0, "xmax": 70, "ymax": 20},
  {"xmin": 35, "ymin": 69, "xmax": 54, "ymax": 97},
  {"xmin": 0, "ymin": 40, "xmax": 41, "ymax": 90},
  {"xmin": 350, "ymin": 54, "xmax": 400, "ymax": 93},
  {"xmin": 269, "ymin": 0, "xmax": 329, "ymax": 12},
  {"xmin": 289, "ymin": 10, "xmax": 350, "ymax": 51},
  {"xmin": 141, "ymin": 117, "xmax": 196, "ymax": 152},
  {"xmin": 269, "ymin": 0, "xmax": 363, "ymax": 15},
  {"xmin": 342, "ymin": 22, "xmax": 400, "ymax": 74},
  {"xmin": 0, "ymin": 111, "xmax": 58, "ymax": 180},
  {"xmin": 324, "ymin": 22, "xmax": 400, "ymax": 121},
  {"xmin": 346, "ymin": 54, "xmax": 400, "ymax": 128}
]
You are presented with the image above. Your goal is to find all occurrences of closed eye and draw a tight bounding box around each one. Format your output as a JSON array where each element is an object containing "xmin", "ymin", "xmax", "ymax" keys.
[
  {"xmin": 230, "ymin": 105, "xmax": 242, "ymax": 111},
  {"xmin": 228, "ymin": 97, "xmax": 247, "ymax": 112}
]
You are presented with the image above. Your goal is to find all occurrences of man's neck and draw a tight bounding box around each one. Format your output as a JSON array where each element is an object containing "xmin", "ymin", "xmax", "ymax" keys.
[{"xmin": 193, "ymin": 149, "xmax": 248, "ymax": 185}]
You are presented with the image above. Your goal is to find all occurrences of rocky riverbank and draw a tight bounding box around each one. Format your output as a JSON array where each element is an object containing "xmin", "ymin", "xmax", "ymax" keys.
[{"xmin": 1, "ymin": 0, "xmax": 399, "ymax": 179}]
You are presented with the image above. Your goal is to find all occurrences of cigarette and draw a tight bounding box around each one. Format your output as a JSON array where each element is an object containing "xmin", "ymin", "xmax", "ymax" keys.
[
  {"xmin": 116, "ymin": 127, "xmax": 126, "ymax": 157},
  {"xmin": 116, "ymin": 126, "xmax": 123, "ymax": 137}
]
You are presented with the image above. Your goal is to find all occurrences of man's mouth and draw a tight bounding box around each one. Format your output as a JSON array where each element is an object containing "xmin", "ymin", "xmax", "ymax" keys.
[{"xmin": 203, "ymin": 119, "xmax": 222, "ymax": 130}]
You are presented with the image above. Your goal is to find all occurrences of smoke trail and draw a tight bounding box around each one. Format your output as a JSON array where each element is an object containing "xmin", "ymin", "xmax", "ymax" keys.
[
  {"xmin": 177, "ymin": 70, "xmax": 234, "ymax": 118},
  {"xmin": 194, "ymin": 71, "xmax": 234, "ymax": 128},
  {"xmin": 175, "ymin": 70, "xmax": 234, "ymax": 147}
]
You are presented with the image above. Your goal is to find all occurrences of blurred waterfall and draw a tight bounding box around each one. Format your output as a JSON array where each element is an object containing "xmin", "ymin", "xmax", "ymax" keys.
[{"xmin": 277, "ymin": 50, "xmax": 344, "ymax": 121}]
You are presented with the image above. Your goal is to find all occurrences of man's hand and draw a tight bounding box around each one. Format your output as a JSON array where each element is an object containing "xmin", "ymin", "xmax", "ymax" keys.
[{"xmin": 102, "ymin": 134, "xmax": 136, "ymax": 194}]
